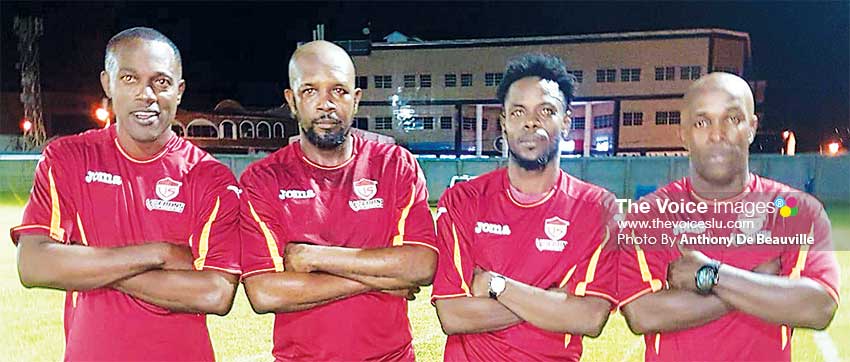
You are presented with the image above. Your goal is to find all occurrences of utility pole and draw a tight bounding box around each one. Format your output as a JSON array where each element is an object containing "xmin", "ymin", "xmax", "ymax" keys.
[{"xmin": 14, "ymin": 16, "xmax": 46, "ymax": 150}]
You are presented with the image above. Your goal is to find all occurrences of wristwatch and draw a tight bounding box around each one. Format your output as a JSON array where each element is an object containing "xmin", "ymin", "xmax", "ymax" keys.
[
  {"xmin": 488, "ymin": 273, "xmax": 507, "ymax": 299},
  {"xmin": 695, "ymin": 260, "xmax": 722, "ymax": 294}
]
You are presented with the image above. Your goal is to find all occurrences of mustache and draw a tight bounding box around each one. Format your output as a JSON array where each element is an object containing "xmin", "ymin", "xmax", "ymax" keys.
[
  {"xmin": 518, "ymin": 129, "xmax": 551, "ymax": 142},
  {"xmin": 311, "ymin": 114, "xmax": 341, "ymax": 123}
]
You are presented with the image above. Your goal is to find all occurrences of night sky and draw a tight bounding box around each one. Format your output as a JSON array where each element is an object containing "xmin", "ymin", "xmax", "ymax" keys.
[{"xmin": 2, "ymin": 1, "xmax": 848, "ymax": 151}]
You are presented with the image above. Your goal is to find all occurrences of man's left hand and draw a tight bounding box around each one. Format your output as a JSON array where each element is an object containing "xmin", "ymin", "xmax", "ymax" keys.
[
  {"xmin": 667, "ymin": 246, "xmax": 714, "ymax": 292},
  {"xmin": 470, "ymin": 267, "xmax": 493, "ymax": 298},
  {"xmin": 284, "ymin": 243, "xmax": 315, "ymax": 273}
]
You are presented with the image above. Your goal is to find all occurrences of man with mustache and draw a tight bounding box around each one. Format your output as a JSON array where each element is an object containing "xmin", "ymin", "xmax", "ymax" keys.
[
  {"xmin": 239, "ymin": 40, "xmax": 437, "ymax": 361},
  {"xmin": 618, "ymin": 72, "xmax": 839, "ymax": 361},
  {"xmin": 431, "ymin": 53, "xmax": 618, "ymax": 361},
  {"xmin": 12, "ymin": 27, "xmax": 241, "ymax": 361}
]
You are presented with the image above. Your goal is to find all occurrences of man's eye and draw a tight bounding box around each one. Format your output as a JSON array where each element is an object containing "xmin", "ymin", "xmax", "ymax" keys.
[{"xmin": 121, "ymin": 75, "xmax": 136, "ymax": 82}]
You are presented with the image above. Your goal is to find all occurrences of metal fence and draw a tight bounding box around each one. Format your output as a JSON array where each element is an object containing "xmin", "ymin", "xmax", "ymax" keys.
[{"xmin": 1, "ymin": 153, "xmax": 848, "ymax": 204}]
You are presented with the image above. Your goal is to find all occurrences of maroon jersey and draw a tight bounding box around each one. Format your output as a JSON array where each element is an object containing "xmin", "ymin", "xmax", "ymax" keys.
[
  {"xmin": 240, "ymin": 135, "xmax": 437, "ymax": 361},
  {"xmin": 431, "ymin": 168, "xmax": 618, "ymax": 362},
  {"xmin": 618, "ymin": 174, "xmax": 840, "ymax": 362},
  {"xmin": 10, "ymin": 126, "xmax": 241, "ymax": 361}
]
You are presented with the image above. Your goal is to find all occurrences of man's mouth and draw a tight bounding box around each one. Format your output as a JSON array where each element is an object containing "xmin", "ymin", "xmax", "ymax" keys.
[{"xmin": 131, "ymin": 110, "xmax": 160, "ymax": 125}]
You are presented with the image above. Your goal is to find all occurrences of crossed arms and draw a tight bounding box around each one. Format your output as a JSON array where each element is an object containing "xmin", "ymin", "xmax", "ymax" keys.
[
  {"xmin": 16, "ymin": 234, "xmax": 239, "ymax": 315},
  {"xmin": 242, "ymin": 242, "xmax": 437, "ymax": 313}
]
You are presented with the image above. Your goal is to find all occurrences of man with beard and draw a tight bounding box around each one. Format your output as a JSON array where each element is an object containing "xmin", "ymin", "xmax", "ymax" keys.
[
  {"xmin": 431, "ymin": 53, "xmax": 618, "ymax": 361},
  {"xmin": 239, "ymin": 40, "xmax": 437, "ymax": 361},
  {"xmin": 618, "ymin": 72, "xmax": 839, "ymax": 361},
  {"xmin": 12, "ymin": 27, "xmax": 241, "ymax": 361}
]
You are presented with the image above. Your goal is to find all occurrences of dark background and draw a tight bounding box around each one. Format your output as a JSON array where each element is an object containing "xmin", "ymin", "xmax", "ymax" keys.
[{"xmin": 2, "ymin": 1, "xmax": 848, "ymax": 151}]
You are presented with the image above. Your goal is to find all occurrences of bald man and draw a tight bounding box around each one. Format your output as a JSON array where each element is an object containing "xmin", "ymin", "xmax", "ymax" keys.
[
  {"xmin": 240, "ymin": 41, "xmax": 438, "ymax": 361},
  {"xmin": 618, "ymin": 72, "xmax": 840, "ymax": 361}
]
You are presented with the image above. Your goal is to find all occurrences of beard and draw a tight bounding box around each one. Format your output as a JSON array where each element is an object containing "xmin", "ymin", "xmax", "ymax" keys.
[
  {"xmin": 509, "ymin": 137, "xmax": 561, "ymax": 171},
  {"xmin": 301, "ymin": 115, "xmax": 351, "ymax": 150}
]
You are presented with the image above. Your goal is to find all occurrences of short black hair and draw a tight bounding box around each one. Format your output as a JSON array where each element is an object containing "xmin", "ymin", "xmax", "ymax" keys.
[
  {"xmin": 496, "ymin": 53, "xmax": 575, "ymax": 106},
  {"xmin": 105, "ymin": 27, "xmax": 182, "ymax": 75}
]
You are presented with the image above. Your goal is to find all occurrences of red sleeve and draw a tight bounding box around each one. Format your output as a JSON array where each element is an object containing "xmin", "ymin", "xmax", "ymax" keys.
[
  {"xmin": 430, "ymin": 186, "xmax": 475, "ymax": 304},
  {"xmin": 564, "ymin": 192, "xmax": 619, "ymax": 307},
  {"xmin": 188, "ymin": 161, "xmax": 241, "ymax": 275},
  {"xmin": 10, "ymin": 144, "xmax": 77, "ymax": 244},
  {"xmin": 617, "ymin": 200, "xmax": 674, "ymax": 308},
  {"xmin": 780, "ymin": 197, "xmax": 840, "ymax": 304},
  {"xmin": 391, "ymin": 150, "xmax": 437, "ymax": 252},
  {"xmin": 239, "ymin": 164, "xmax": 287, "ymax": 279}
]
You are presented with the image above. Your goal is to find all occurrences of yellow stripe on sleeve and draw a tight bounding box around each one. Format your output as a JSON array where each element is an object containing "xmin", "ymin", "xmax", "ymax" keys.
[
  {"xmin": 193, "ymin": 197, "xmax": 221, "ymax": 270},
  {"xmin": 575, "ymin": 227, "xmax": 609, "ymax": 296},
  {"xmin": 75, "ymin": 213, "xmax": 88, "ymax": 246},
  {"xmin": 248, "ymin": 201, "xmax": 284, "ymax": 272},
  {"xmin": 635, "ymin": 232, "xmax": 663, "ymax": 292},
  {"xmin": 783, "ymin": 224, "xmax": 814, "ymax": 350},
  {"xmin": 451, "ymin": 224, "xmax": 471, "ymax": 295},
  {"xmin": 48, "ymin": 167, "xmax": 65, "ymax": 241},
  {"xmin": 392, "ymin": 185, "xmax": 417, "ymax": 246}
]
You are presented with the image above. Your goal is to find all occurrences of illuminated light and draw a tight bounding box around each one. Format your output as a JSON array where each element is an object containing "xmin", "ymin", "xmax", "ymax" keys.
[
  {"xmin": 561, "ymin": 139, "xmax": 576, "ymax": 153},
  {"xmin": 827, "ymin": 142, "xmax": 840, "ymax": 155},
  {"xmin": 785, "ymin": 131, "xmax": 797, "ymax": 156},
  {"xmin": 594, "ymin": 136, "xmax": 610, "ymax": 152},
  {"xmin": 95, "ymin": 107, "xmax": 109, "ymax": 122},
  {"xmin": 782, "ymin": 130, "xmax": 790, "ymax": 139},
  {"xmin": 21, "ymin": 120, "xmax": 33, "ymax": 132}
]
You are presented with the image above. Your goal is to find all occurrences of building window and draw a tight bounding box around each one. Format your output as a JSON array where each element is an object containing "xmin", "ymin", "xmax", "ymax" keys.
[
  {"xmin": 669, "ymin": 111, "xmax": 681, "ymax": 124},
  {"xmin": 593, "ymin": 115, "xmax": 615, "ymax": 128},
  {"xmin": 572, "ymin": 117, "xmax": 585, "ymax": 130},
  {"xmin": 220, "ymin": 120, "xmax": 236, "ymax": 139},
  {"xmin": 623, "ymin": 112, "xmax": 643, "ymax": 126},
  {"xmin": 485, "ymin": 72, "xmax": 503, "ymax": 87},
  {"xmin": 568, "ymin": 70, "xmax": 583, "ymax": 83},
  {"xmin": 621, "ymin": 68, "xmax": 641, "ymax": 82},
  {"xmin": 414, "ymin": 116, "xmax": 434, "ymax": 130},
  {"xmin": 374, "ymin": 75, "xmax": 392, "ymax": 88},
  {"xmin": 355, "ymin": 76, "xmax": 368, "ymax": 89},
  {"xmin": 681, "ymin": 66, "xmax": 701, "ymax": 80},
  {"xmin": 256, "ymin": 122, "xmax": 272, "ymax": 139},
  {"xmin": 374, "ymin": 117, "xmax": 393, "ymax": 130},
  {"xmin": 273, "ymin": 123, "xmax": 284, "ymax": 138},
  {"xmin": 354, "ymin": 117, "xmax": 368, "ymax": 130},
  {"xmin": 404, "ymin": 74, "xmax": 416, "ymax": 88},
  {"xmin": 240, "ymin": 121, "xmax": 255, "ymax": 139},
  {"xmin": 420, "ymin": 74, "xmax": 432, "ymax": 88},
  {"xmin": 656, "ymin": 111, "xmax": 681, "ymax": 125},
  {"xmin": 440, "ymin": 116, "xmax": 453, "ymax": 129},
  {"xmin": 655, "ymin": 66, "xmax": 675, "ymax": 81},
  {"xmin": 444, "ymin": 74, "xmax": 457, "ymax": 87},
  {"xmin": 596, "ymin": 69, "xmax": 617, "ymax": 83},
  {"xmin": 461, "ymin": 73, "xmax": 473, "ymax": 87},
  {"xmin": 462, "ymin": 118, "xmax": 489, "ymax": 130}
]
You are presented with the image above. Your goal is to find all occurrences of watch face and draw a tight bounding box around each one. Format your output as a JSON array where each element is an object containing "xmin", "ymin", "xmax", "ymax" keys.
[
  {"xmin": 696, "ymin": 266, "xmax": 717, "ymax": 292},
  {"xmin": 492, "ymin": 276, "xmax": 506, "ymax": 293}
]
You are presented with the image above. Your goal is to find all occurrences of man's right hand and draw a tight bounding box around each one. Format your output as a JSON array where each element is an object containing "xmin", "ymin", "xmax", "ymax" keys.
[
  {"xmin": 155, "ymin": 243, "xmax": 194, "ymax": 271},
  {"xmin": 381, "ymin": 286, "xmax": 421, "ymax": 300}
]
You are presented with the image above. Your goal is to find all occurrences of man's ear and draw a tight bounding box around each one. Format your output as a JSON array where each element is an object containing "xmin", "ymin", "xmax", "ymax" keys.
[
  {"xmin": 284, "ymin": 89, "xmax": 297, "ymax": 116},
  {"xmin": 100, "ymin": 71, "xmax": 112, "ymax": 99},
  {"xmin": 353, "ymin": 87, "xmax": 362, "ymax": 115},
  {"xmin": 748, "ymin": 114, "xmax": 759, "ymax": 144},
  {"xmin": 678, "ymin": 125, "xmax": 690, "ymax": 151}
]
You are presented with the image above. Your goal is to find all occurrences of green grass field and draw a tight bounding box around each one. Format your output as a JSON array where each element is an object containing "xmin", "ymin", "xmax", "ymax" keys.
[{"xmin": 1, "ymin": 201, "xmax": 847, "ymax": 361}]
